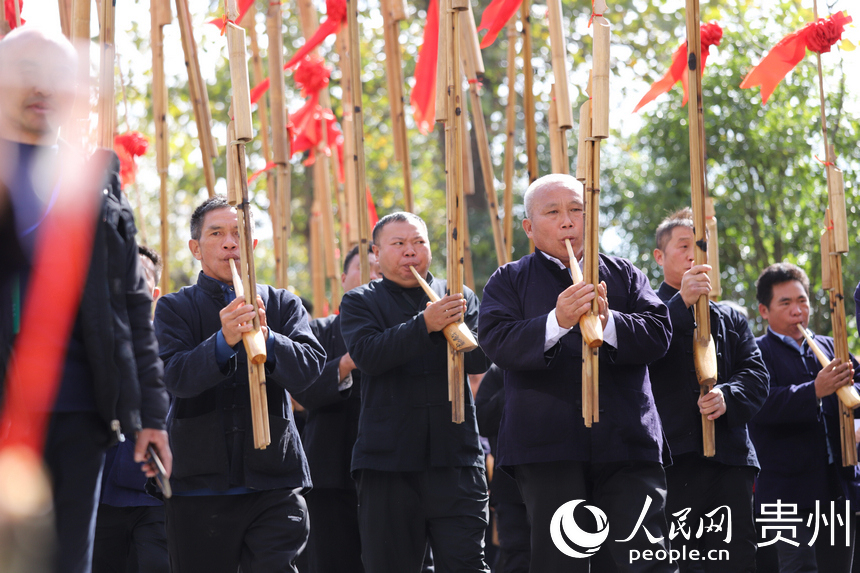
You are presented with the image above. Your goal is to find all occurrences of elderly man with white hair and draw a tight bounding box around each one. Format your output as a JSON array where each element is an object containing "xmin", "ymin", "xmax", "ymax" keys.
[{"xmin": 479, "ymin": 174, "xmax": 676, "ymax": 573}]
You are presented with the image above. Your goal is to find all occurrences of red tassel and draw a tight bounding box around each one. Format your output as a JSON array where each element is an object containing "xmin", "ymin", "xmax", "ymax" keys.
[
  {"xmin": 633, "ymin": 21, "xmax": 722, "ymax": 112},
  {"xmin": 411, "ymin": 0, "xmax": 438, "ymax": 135},
  {"xmin": 477, "ymin": 0, "xmax": 522, "ymax": 49},
  {"xmin": 366, "ymin": 187, "xmax": 379, "ymax": 228},
  {"xmin": 741, "ymin": 11, "xmax": 851, "ymax": 104},
  {"xmin": 208, "ymin": 0, "xmax": 255, "ymax": 31},
  {"xmin": 114, "ymin": 132, "xmax": 149, "ymax": 189},
  {"xmin": 284, "ymin": 0, "xmax": 347, "ymax": 69}
]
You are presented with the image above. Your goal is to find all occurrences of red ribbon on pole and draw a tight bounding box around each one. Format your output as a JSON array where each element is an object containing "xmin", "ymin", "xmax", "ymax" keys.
[
  {"xmin": 410, "ymin": 0, "xmax": 439, "ymax": 135},
  {"xmin": 633, "ymin": 21, "xmax": 722, "ymax": 113},
  {"xmin": 740, "ymin": 11, "xmax": 851, "ymax": 104},
  {"xmin": 477, "ymin": 0, "xmax": 522, "ymax": 49},
  {"xmin": 3, "ymin": 0, "xmax": 24, "ymax": 30},
  {"xmin": 208, "ymin": 0, "xmax": 255, "ymax": 31}
]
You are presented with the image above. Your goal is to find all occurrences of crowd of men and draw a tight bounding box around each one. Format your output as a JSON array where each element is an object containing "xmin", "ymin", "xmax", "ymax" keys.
[{"xmin": 3, "ymin": 25, "xmax": 860, "ymax": 573}]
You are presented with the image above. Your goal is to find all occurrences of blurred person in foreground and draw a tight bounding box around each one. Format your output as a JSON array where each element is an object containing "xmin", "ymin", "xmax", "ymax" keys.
[{"xmin": 0, "ymin": 27, "xmax": 171, "ymax": 573}]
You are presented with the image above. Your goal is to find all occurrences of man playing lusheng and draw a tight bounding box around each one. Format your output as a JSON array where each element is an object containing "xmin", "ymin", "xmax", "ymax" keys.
[
  {"xmin": 751, "ymin": 262, "xmax": 860, "ymax": 572},
  {"xmin": 154, "ymin": 196, "xmax": 325, "ymax": 573},
  {"xmin": 479, "ymin": 173, "xmax": 675, "ymax": 573},
  {"xmin": 649, "ymin": 208, "xmax": 769, "ymax": 572},
  {"xmin": 340, "ymin": 212, "xmax": 491, "ymax": 573}
]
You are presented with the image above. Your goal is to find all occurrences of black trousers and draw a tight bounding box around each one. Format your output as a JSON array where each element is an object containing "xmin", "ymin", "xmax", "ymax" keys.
[
  {"xmin": 164, "ymin": 488, "xmax": 309, "ymax": 573},
  {"xmin": 304, "ymin": 487, "xmax": 364, "ymax": 573},
  {"xmin": 774, "ymin": 509, "xmax": 855, "ymax": 573},
  {"xmin": 515, "ymin": 460, "xmax": 677, "ymax": 573},
  {"xmin": 44, "ymin": 412, "xmax": 109, "ymax": 573},
  {"xmin": 664, "ymin": 455, "xmax": 757, "ymax": 573},
  {"xmin": 93, "ymin": 504, "xmax": 168, "ymax": 573},
  {"xmin": 357, "ymin": 466, "xmax": 490, "ymax": 573}
]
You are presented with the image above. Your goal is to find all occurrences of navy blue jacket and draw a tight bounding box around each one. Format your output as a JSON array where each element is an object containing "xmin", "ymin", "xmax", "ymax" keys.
[
  {"xmin": 648, "ymin": 283, "xmax": 769, "ymax": 468},
  {"xmin": 154, "ymin": 272, "xmax": 326, "ymax": 494},
  {"xmin": 750, "ymin": 330, "xmax": 860, "ymax": 510},
  {"xmin": 340, "ymin": 274, "xmax": 490, "ymax": 473},
  {"xmin": 479, "ymin": 251, "xmax": 672, "ymax": 468},
  {"xmin": 292, "ymin": 314, "xmax": 361, "ymax": 490}
]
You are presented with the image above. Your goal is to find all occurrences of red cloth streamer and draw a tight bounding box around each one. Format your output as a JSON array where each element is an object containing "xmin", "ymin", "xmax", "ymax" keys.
[
  {"xmin": 248, "ymin": 161, "xmax": 277, "ymax": 185},
  {"xmin": 411, "ymin": 0, "xmax": 438, "ymax": 135},
  {"xmin": 4, "ymin": 0, "xmax": 24, "ymax": 30},
  {"xmin": 284, "ymin": 0, "xmax": 347, "ymax": 69},
  {"xmin": 114, "ymin": 131, "xmax": 149, "ymax": 189},
  {"xmin": 285, "ymin": 57, "xmax": 345, "ymax": 180},
  {"xmin": 0, "ymin": 154, "xmax": 102, "ymax": 456},
  {"xmin": 208, "ymin": 0, "xmax": 255, "ymax": 31},
  {"xmin": 477, "ymin": 0, "xmax": 522, "ymax": 49},
  {"xmin": 633, "ymin": 21, "xmax": 723, "ymax": 113},
  {"xmin": 740, "ymin": 11, "xmax": 852, "ymax": 104},
  {"xmin": 366, "ymin": 187, "xmax": 379, "ymax": 228}
]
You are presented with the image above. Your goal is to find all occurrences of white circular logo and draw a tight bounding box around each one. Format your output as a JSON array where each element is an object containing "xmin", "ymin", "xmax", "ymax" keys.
[{"xmin": 549, "ymin": 499, "xmax": 610, "ymax": 558}]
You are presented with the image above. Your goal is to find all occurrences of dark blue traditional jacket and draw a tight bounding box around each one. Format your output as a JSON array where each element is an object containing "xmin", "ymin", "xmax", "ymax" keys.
[
  {"xmin": 479, "ymin": 251, "xmax": 671, "ymax": 468},
  {"xmin": 648, "ymin": 283, "xmax": 769, "ymax": 468},
  {"xmin": 154, "ymin": 272, "xmax": 325, "ymax": 494},
  {"xmin": 292, "ymin": 313, "xmax": 361, "ymax": 490},
  {"xmin": 340, "ymin": 274, "xmax": 489, "ymax": 473},
  {"xmin": 750, "ymin": 330, "xmax": 860, "ymax": 510}
]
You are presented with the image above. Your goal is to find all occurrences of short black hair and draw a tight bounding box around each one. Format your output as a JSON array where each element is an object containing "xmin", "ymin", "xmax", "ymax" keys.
[
  {"xmin": 655, "ymin": 207, "xmax": 695, "ymax": 251},
  {"xmin": 342, "ymin": 244, "xmax": 374, "ymax": 274},
  {"xmin": 190, "ymin": 196, "xmax": 232, "ymax": 241},
  {"xmin": 755, "ymin": 262, "xmax": 810, "ymax": 308},
  {"xmin": 371, "ymin": 212, "xmax": 427, "ymax": 245},
  {"xmin": 137, "ymin": 245, "xmax": 163, "ymax": 284}
]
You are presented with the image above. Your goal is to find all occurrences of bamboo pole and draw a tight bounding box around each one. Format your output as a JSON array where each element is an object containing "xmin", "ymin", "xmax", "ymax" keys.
[
  {"xmin": 175, "ymin": 0, "xmax": 217, "ymax": 198},
  {"xmin": 521, "ymin": 0, "xmax": 537, "ymax": 187},
  {"xmin": 310, "ymin": 200, "xmax": 326, "ymax": 317},
  {"xmin": 685, "ymin": 0, "xmax": 716, "ymax": 457},
  {"xmin": 152, "ymin": 0, "xmax": 171, "ymax": 294},
  {"xmin": 296, "ymin": 0, "xmax": 341, "ymax": 313},
  {"xmin": 267, "ymin": 1, "xmax": 290, "ymax": 288},
  {"xmin": 546, "ymin": 0, "xmax": 571, "ymax": 129},
  {"xmin": 96, "ymin": 0, "xmax": 115, "ymax": 148},
  {"xmin": 0, "ymin": 3, "xmax": 8, "ymax": 36},
  {"xmin": 345, "ymin": 0, "xmax": 371, "ymax": 282},
  {"xmin": 58, "ymin": 0, "xmax": 73, "ymax": 37},
  {"xmin": 461, "ymin": 9, "xmax": 506, "ymax": 266},
  {"xmin": 381, "ymin": 0, "xmax": 414, "ymax": 212},
  {"xmin": 336, "ymin": 29, "xmax": 359, "ymax": 248},
  {"xmin": 503, "ymin": 18, "xmax": 517, "ymax": 262}
]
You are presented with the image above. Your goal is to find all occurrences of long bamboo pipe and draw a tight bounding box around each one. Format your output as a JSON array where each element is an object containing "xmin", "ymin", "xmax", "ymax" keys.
[
  {"xmin": 152, "ymin": 0, "xmax": 171, "ymax": 294},
  {"xmin": 797, "ymin": 324, "xmax": 860, "ymax": 410},
  {"xmin": 410, "ymin": 266, "xmax": 478, "ymax": 352}
]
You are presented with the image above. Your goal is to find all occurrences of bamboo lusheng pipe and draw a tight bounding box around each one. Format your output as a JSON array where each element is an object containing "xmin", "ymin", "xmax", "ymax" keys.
[
  {"xmin": 381, "ymin": 0, "xmax": 414, "ymax": 212},
  {"xmin": 520, "ymin": 0, "xmax": 538, "ymax": 186},
  {"xmin": 545, "ymin": 0, "xmax": 572, "ymax": 129},
  {"xmin": 797, "ymin": 325, "xmax": 860, "ymax": 410},
  {"xmin": 591, "ymin": 0, "xmax": 610, "ymax": 139},
  {"xmin": 409, "ymin": 266, "xmax": 478, "ymax": 352},
  {"xmin": 564, "ymin": 238, "xmax": 602, "ymax": 346},
  {"xmin": 548, "ymin": 85, "xmax": 567, "ymax": 174},
  {"xmin": 685, "ymin": 0, "xmax": 716, "ymax": 457},
  {"xmin": 336, "ymin": 29, "xmax": 359, "ymax": 248},
  {"xmin": 822, "ymin": 205, "xmax": 858, "ymax": 465},
  {"xmin": 704, "ymin": 197, "xmax": 721, "ymax": 301},
  {"xmin": 175, "ymin": 0, "xmax": 217, "ymax": 198},
  {"xmin": 503, "ymin": 18, "xmax": 517, "ymax": 263},
  {"xmin": 97, "ymin": 0, "xmax": 115, "ymax": 149},
  {"xmin": 152, "ymin": 0, "xmax": 171, "ymax": 295},
  {"xmin": 229, "ymin": 260, "xmax": 267, "ymax": 364},
  {"xmin": 345, "ymin": 0, "xmax": 371, "ymax": 283},
  {"xmin": 58, "ymin": 0, "xmax": 72, "ymax": 37},
  {"xmin": 266, "ymin": 1, "xmax": 290, "ymax": 288},
  {"xmin": 461, "ymin": 9, "xmax": 506, "ymax": 266}
]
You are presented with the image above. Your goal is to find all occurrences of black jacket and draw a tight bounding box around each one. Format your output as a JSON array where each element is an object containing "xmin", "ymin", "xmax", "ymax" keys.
[
  {"xmin": 1, "ymin": 149, "xmax": 167, "ymax": 439},
  {"xmin": 648, "ymin": 283, "xmax": 769, "ymax": 468},
  {"xmin": 154, "ymin": 272, "xmax": 326, "ymax": 494},
  {"xmin": 292, "ymin": 314, "xmax": 361, "ymax": 490},
  {"xmin": 340, "ymin": 274, "xmax": 490, "ymax": 473}
]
